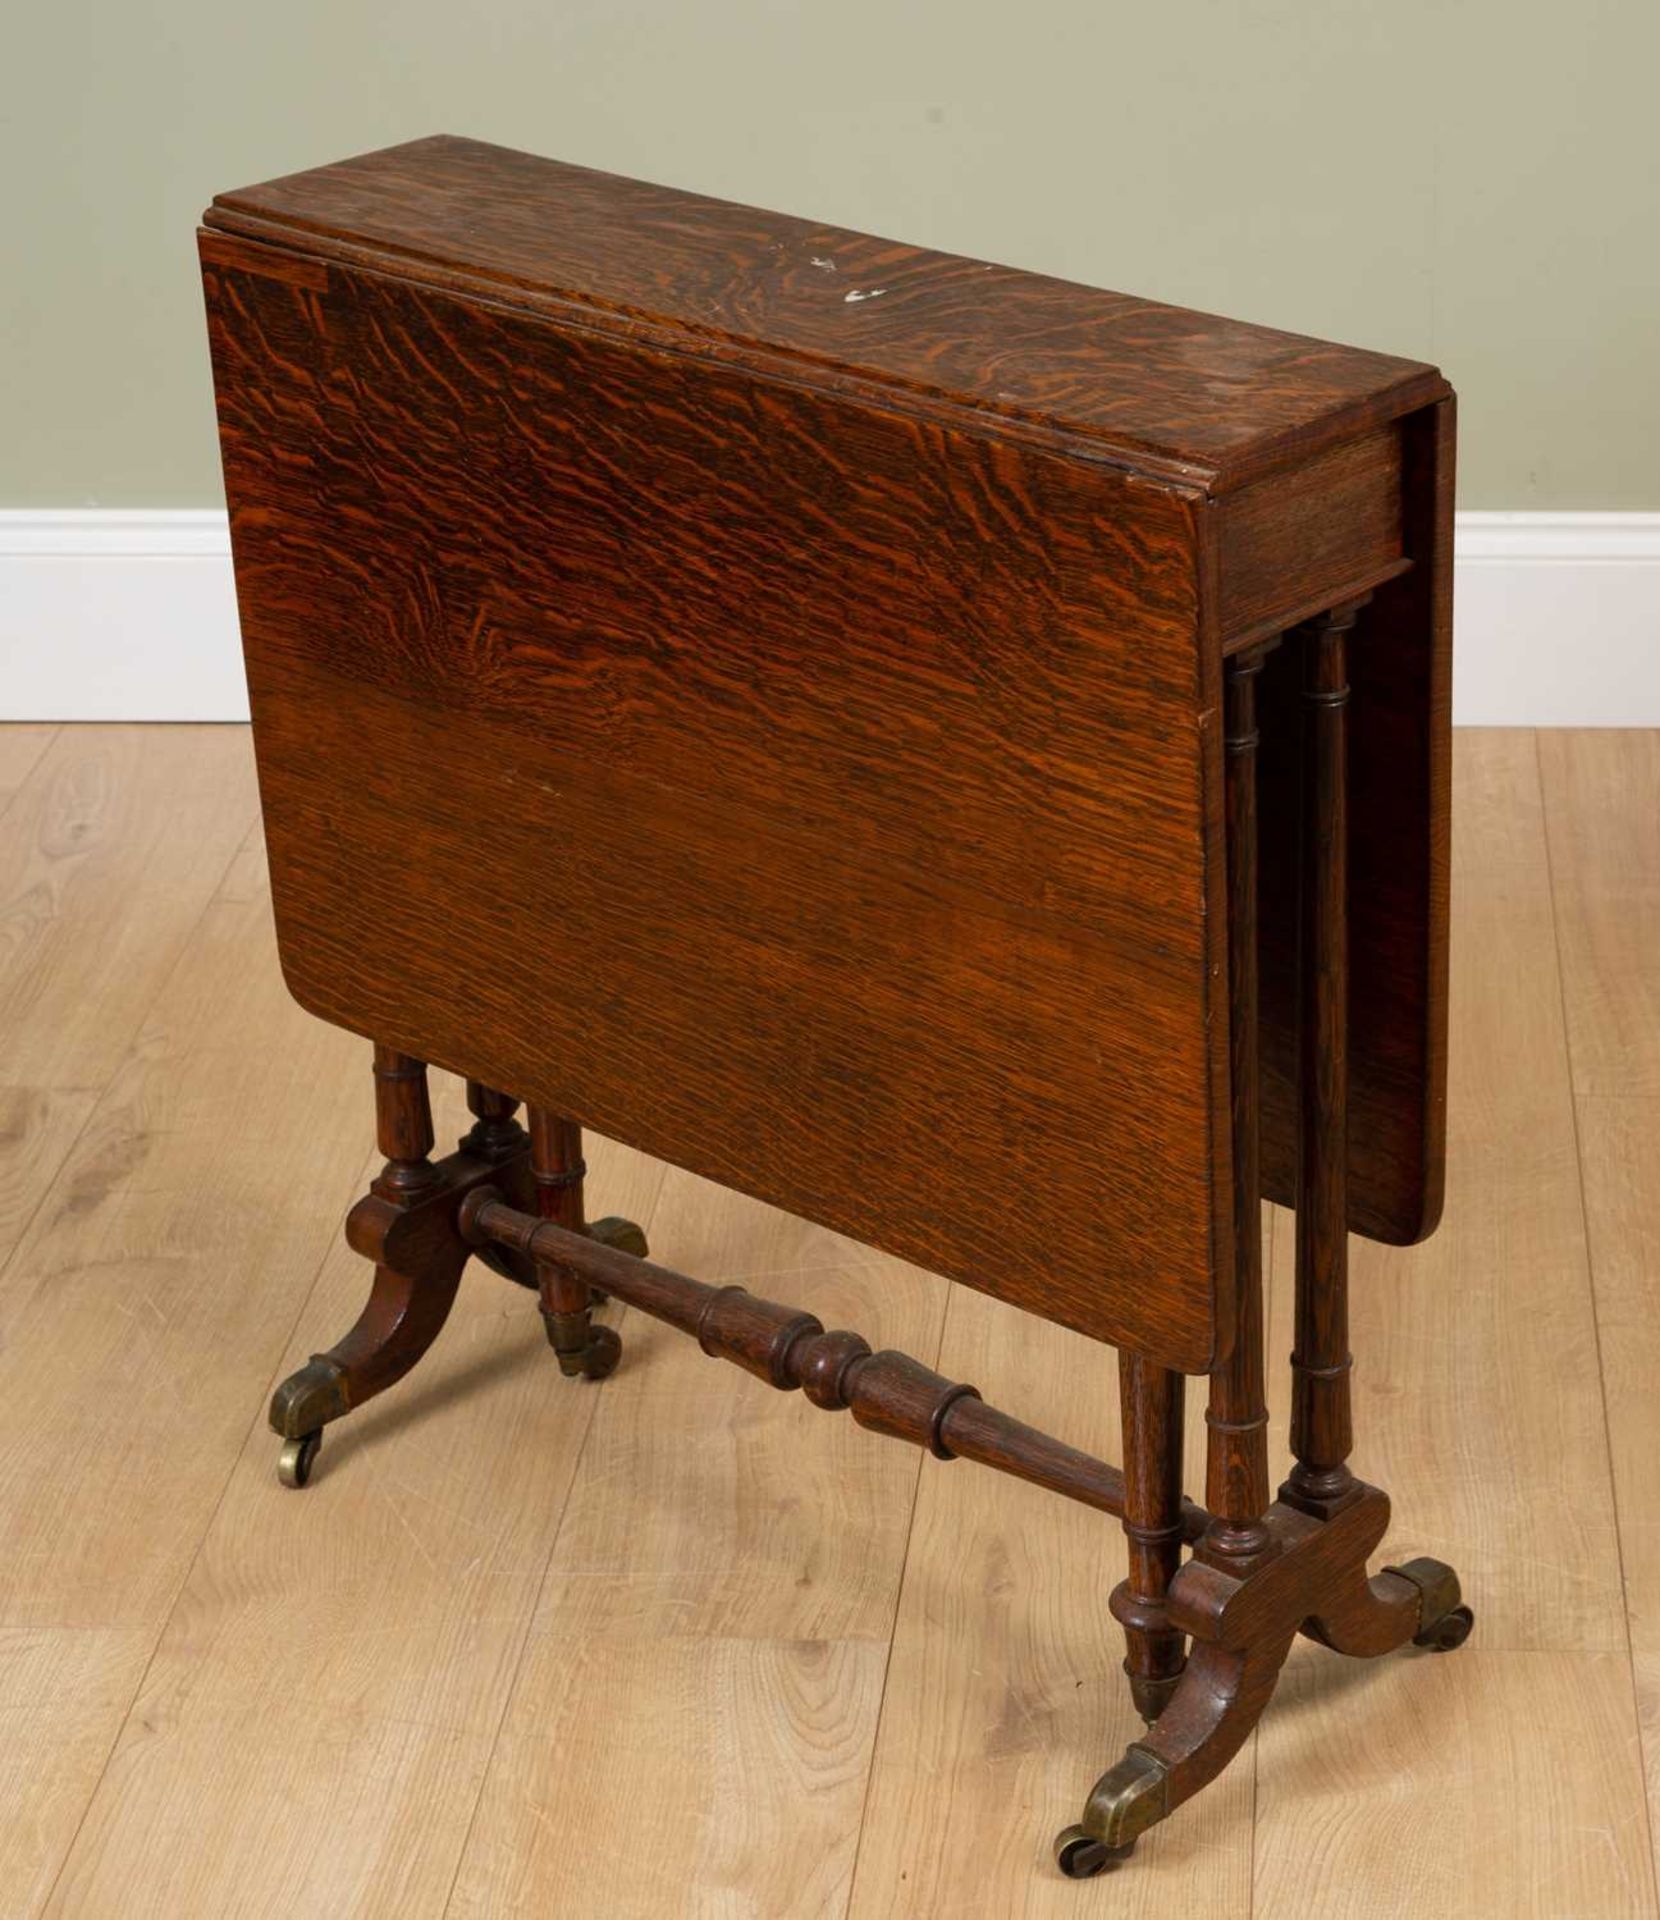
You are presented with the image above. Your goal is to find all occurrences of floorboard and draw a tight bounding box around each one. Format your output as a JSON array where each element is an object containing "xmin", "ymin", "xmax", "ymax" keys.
[{"xmin": 1, "ymin": 725, "xmax": 1655, "ymax": 1916}]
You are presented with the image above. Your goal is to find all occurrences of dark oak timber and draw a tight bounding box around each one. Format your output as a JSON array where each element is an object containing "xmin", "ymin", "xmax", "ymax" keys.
[
  {"xmin": 1283, "ymin": 605, "xmax": 1363, "ymax": 1518},
  {"xmin": 528, "ymin": 1105, "xmax": 622, "ymax": 1379},
  {"xmin": 201, "ymin": 135, "xmax": 1453, "ymax": 1372},
  {"xmin": 269, "ymin": 1052, "xmax": 487, "ymax": 1485},
  {"xmin": 1257, "ymin": 401, "xmax": 1455, "ymax": 1245},
  {"xmin": 457, "ymin": 1184, "xmax": 1468, "ymax": 1876},
  {"xmin": 268, "ymin": 1071, "xmax": 645, "ymax": 1482},
  {"xmin": 203, "ymin": 137, "xmax": 1444, "ymax": 487},
  {"xmin": 462, "ymin": 1191, "xmax": 1209, "ymax": 1538},
  {"xmin": 1112, "ymin": 1354, "xmax": 1189, "ymax": 1722},
  {"xmin": 1202, "ymin": 649, "xmax": 1275, "ymax": 1573},
  {"xmin": 200, "ymin": 134, "xmax": 1467, "ymax": 1879}
]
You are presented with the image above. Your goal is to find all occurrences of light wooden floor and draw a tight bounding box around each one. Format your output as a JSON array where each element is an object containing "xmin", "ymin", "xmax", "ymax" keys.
[{"xmin": 0, "ymin": 725, "xmax": 1656, "ymax": 1919}]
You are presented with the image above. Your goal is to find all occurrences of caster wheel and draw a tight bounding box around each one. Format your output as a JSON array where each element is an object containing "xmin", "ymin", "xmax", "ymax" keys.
[
  {"xmin": 1053, "ymin": 1825, "xmax": 1135, "ymax": 1879},
  {"xmin": 581, "ymin": 1323, "xmax": 622, "ymax": 1380},
  {"xmin": 1415, "ymin": 1603, "xmax": 1474, "ymax": 1652},
  {"xmin": 277, "ymin": 1428, "xmax": 322, "ymax": 1489}
]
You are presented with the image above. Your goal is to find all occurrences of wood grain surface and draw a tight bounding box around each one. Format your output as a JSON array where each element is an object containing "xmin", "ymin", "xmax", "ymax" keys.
[
  {"xmin": 198, "ymin": 137, "xmax": 1454, "ymax": 1365},
  {"xmin": 1258, "ymin": 400, "xmax": 1454, "ymax": 1244},
  {"xmin": 202, "ymin": 237, "xmax": 1234, "ymax": 1371},
  {"xmin": 203, "ymin": 135, "xmax": 1445, "ymax": 490},
  {"xmin": 1539, "ymin": 729, "xmax": 1660, "ymax": 1885}
]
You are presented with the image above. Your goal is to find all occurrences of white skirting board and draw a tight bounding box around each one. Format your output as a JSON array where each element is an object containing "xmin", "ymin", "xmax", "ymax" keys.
[
  {"xmin": 1, "ymin": 509, "xmax": 1657, "ymax": 725},
  {"xmin": 1, "ymin": 512, "xmax": 249, "ymax": 723}
]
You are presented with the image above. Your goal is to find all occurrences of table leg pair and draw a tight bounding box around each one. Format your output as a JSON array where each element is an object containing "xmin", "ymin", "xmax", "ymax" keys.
[{"xmin": 265, "ymin": 599, "xmax": 1469, "ymax": 1870}]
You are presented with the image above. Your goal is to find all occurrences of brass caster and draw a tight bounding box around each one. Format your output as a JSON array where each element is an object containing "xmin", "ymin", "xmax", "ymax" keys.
[
  {"xmin": 1054, "ymin": 1826, "xmax": 1136, "ymax": 1879},
  {"xmin": 277, "ymin": 1428, "xmax": 322, "ymax": 1489},
  {"xmin": 548, "ymin": 1312, "xmax": 622, "ymax": 1381},
  {"xmin": 579, "ymin": 1323, "xmax": 622, "ymax": 1380},
  {"xmin": 1414, "ymin": 1603, "xmax": 1474, "ymax": 1652},
  {"xmin": 1079, "ymin": 1743, "xmax": 1170, "ymax": 1851},
  {"xmin": 269, "ymin": 1355, "xmax": 350, "ymax": 1437},
  {"xmin": 1385, "ymin": 1557, "xmax": 1472, "ymax": 1652}
]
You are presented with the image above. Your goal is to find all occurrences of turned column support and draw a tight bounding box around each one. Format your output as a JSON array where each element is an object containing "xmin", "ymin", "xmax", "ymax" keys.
[
  {"xmin": 1282, "ymin": 601, "xmax": 1364, "ymax": 1519},
  {"xmin": 1199, "ymin": 643, "xmax": 1276, "ymax": 1576},
  {"xmin": 370, "ymin": 1045, "xmax": 440, "ymax": 1201}
]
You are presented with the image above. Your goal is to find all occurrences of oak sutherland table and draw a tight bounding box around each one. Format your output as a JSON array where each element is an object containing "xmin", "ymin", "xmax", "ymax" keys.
[{"xmin": 199, "ymin": 135, "xmax": 1469, "ymax": 1878}]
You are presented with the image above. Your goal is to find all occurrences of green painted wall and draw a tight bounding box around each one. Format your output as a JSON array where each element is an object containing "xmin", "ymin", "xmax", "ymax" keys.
[{"xmin": 6, "ymin": 0, "xmax": 1657, "ymax": 508}]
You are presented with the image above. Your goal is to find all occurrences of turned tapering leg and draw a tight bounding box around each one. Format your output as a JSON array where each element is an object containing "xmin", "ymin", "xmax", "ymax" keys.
[
  {"xmin": 1198, "ymin": 644, "xmax": 1278, "ymax": 1578},
  {"xmin": 1282, "ymin": 605, "xmax": 1360, "ymax": 1519},
  {"xmin": 1112, "ymin": 1354, "xmax": 1187, "ymax": 1722},
  {"xmin": 528, "ymin": 1107, "xmax": 622, "ymax": 1379}
]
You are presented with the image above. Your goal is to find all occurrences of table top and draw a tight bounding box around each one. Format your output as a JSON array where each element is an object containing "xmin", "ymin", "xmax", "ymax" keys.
[
  {"xmin": 205, "ymin": 134, "xmax": 1447, "ymax": 494},
  {"xmin": 200, "ymin": 139, "xmax": 1452, "ymax": 1374}
]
